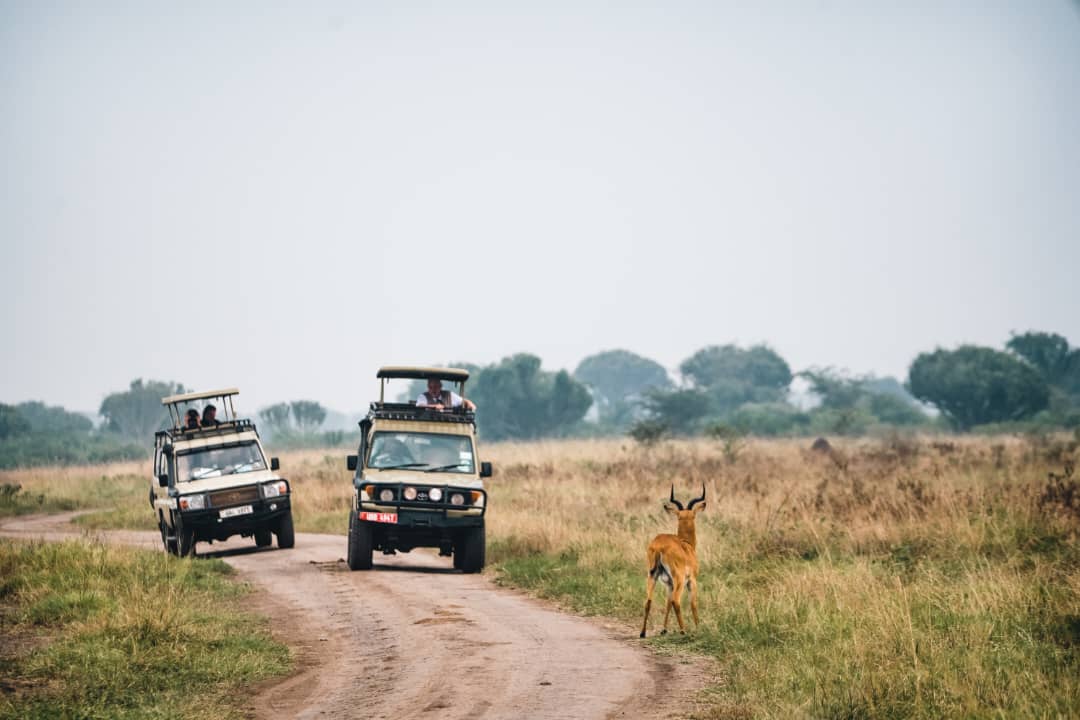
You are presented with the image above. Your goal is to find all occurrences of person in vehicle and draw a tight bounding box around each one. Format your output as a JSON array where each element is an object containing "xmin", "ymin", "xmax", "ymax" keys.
[
  {"xmin": 201, "ymin": 404, "xmax": 221, "ymax": 426},
  {"xmin": 184, "ymin": 409, "xmax": 201, "ymax": 430},
  {"xmin": 372, "ymin": 437, "xmax": 413, "ymax": 466},
  {"xmin": 416, "ymin": 379, "xmax": 476, "ymax": 411}
]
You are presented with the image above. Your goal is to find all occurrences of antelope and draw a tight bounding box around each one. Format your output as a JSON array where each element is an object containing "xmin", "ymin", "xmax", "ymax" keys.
[{"xmin": 640, "ymin": 484, "xmax": 705, "ymax": 638}]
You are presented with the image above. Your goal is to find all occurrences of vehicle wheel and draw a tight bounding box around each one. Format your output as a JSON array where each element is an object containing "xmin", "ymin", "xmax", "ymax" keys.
[
  {"xmin": 276, "ymin": 512, "xmax": 295, "ymax": 549},
  {"xmin": 177, "ymin": 525, "xmax": 196, "ymax": 558},
  {"xmin": 457, "ymin": 525, "xmax": 485, "ymax": 574},
  {"xmin": 160, "ymin": 518, "xmax": 178, "ymax": 555},
  {"xmin": 347, "ymin": 513, "xmax": 373, "ymax": 571},
  {"xmin": 255, "ymin": 528, "xmax": 273, "ymax": 547}
]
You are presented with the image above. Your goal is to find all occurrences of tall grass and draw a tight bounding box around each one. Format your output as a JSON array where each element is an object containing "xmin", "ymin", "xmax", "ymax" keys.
[
  {"xmin": 4, "ymin": 435, "xmax": 1078, "ymax": 717},
  {"xmin": 0, "ymin": 538, "xmax": 290, "ymax": 719}
]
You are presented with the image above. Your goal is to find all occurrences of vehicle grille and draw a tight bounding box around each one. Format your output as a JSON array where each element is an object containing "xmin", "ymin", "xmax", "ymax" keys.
[{"xmin": 210, "ymin": 486, "xmax": 259, "ymax": 507}]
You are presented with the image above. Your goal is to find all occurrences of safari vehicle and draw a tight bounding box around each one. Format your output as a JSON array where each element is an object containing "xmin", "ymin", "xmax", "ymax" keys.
[
  {"xmin": 345, "ymin": 367, "xmax": 492, "ymax": 573},
  {"xmin": 151, "ymin": 388, "xmax": 293, "ymax": 557}
]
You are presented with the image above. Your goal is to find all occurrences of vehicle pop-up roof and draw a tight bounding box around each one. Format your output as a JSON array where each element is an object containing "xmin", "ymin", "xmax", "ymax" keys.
[
  {"xmin": 375, "ymin": 366, "xmax": 470, "ymax": 405},
  {"xmin": 161, "ymin": 388, "xmax": 241, "ymax": 430}
]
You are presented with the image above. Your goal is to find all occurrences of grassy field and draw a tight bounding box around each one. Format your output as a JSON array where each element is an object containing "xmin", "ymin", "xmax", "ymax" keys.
[
  {"xmin": 2, "ymin": 434, "xmax": 1078, "ymax": 718},
  {"xmin": 0, "ymin": 538, "xmax": 290, "ymax": 719}
]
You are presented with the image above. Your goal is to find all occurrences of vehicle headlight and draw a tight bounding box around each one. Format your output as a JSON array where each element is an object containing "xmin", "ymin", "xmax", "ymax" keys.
[
  {"xmin": 428, "ymin": 488, "xmax": 443, "ymax": 502},
  {"xmin": 449, "ymin": 492, "xmax": 465, "ymax": 506},
  {"xmin": 403, "ymin": 486, "xmax": 417, "ymax": 501},
  {"xmin": 261, "ymin": 481, "xmax": 288, "ymax": 498},
  {"xmin": 378, "ymin": 488, "xmax": 395, "ymax": 502},
  {"xmin": 179, "ymin": 493, "xmax": 207, "ymax": 511}
]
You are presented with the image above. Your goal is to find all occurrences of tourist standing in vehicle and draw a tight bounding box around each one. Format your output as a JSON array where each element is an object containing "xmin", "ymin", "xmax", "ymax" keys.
[
  {"xmin": 416, "ymin": 378, "xmax": 476, "ymax": 411},
  {"xmin": 201, "ymin": 404, "xmax": 221, "ymax": 426}
]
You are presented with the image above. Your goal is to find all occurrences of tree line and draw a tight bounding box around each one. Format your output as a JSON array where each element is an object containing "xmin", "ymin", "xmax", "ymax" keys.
[{"xmin": 2, "ymin": 329, "xmax": 1077, "ymax": 466}]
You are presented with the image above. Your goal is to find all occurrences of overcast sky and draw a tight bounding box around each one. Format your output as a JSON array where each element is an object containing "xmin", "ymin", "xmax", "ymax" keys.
[{"xmin": 2, "ymin": 1, "xmax": 1079, "ymax": 415}]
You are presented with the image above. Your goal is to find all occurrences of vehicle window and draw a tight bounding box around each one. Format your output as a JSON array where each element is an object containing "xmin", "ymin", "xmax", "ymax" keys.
[
  {"xmin": 176, "ymin": 442, "xmax": 267, "ymax": 481},
  {"xmin": 368, "ymin": 433, "xmax": 475, "ymax": 473}
]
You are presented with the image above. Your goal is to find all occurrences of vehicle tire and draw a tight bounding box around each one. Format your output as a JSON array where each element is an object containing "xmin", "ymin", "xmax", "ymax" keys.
[
  {"xmin": 160, "ymin": 518, "xmax": 177, "ymax": 555},
  {"xmin": 177, "ymin": 525, "xmax": 196, "ymax": 558},
  {"xmin": 255, "ymin": 528, "xmax": 273, "ymax": 547},
  {"xmin": 276, "ymin": 511, "xmax": 295, "ymax": 549},
  {"xmin": 347, "ymin": 512, "xmax": 373, "ymax": 571},
  {"xmin": 457, "ymin": 525, "xmax": 485, "ymax": 574}
]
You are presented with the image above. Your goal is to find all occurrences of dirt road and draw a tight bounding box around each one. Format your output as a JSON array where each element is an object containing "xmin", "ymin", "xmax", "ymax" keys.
[{"xmin": 1, "ymin": 513, "xmax": 710, "ymax": 719}]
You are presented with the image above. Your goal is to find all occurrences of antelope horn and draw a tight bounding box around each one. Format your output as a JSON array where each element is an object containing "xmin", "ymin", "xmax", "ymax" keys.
[
  {"xmin": 687, "ymin": 483, "xmax": 706, "ymax": 509},
  {"xmin": 669, "ymin": 484, "xmax": 684, "ymax": 510}
]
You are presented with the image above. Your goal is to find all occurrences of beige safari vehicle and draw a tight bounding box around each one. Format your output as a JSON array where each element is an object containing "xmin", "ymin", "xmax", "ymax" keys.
[
  {"xmin": 345, "ymin": 367, "xmax": 492, "ymax": 572},
  {"xmin": 151, "ymin": 388, "xmax": 293, "ymax": 556}
]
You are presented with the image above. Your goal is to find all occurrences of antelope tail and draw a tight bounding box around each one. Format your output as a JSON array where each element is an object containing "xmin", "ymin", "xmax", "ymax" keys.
[{"xmin": 650, "ymin": 552, "xmax": 674, "ymax": 590}]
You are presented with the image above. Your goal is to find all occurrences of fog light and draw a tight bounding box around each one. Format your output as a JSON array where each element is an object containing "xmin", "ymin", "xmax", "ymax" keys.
[
  {"xmin": 379, "ymin": 488, "xmax": 395, "ymax": 502},
  {"xmin": 428, "ymin": 488, "xmax": 443, "ymax": 502},
  {"xmin": 450, "ymin": 493, "xmax": 465, "ymax": 506},
  {"xmin": 403, "ymin": 486, "xmax": 418, "ymax": 501}
]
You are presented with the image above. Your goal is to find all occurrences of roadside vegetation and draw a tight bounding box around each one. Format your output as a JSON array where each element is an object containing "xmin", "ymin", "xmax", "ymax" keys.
[
  {"xmin": 0, "ymin": 538, "xmax": 290, "ymax": 720},
  {"xmin": 3, "ymin": 434, "xmax": 1077, "ymax": 717}
]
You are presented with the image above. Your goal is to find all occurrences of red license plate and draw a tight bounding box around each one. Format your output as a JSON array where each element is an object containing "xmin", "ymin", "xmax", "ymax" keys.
[{"xmin": 359, "ymin": 511, "xmax": 397, "ymax": 524}]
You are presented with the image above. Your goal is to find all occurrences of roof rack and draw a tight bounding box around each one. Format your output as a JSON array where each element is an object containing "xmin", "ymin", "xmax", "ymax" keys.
[
  {"xmin": 161, "ymin": 388, "xmax": 241, "ymax": 429},
  {"xmin": 376, "ymin": 367, "xmax": 469, "ymax": 382},
  {"xmin": 367, "ymin": 402, "xmax": 476, "ymax": 424},
  {"xmin": 156, "ymin": 418, "xmax": 260, "ymax": 442},
  {"xmin": 375, "ymin": 366, "xmax": 471, "ymax": 406}
]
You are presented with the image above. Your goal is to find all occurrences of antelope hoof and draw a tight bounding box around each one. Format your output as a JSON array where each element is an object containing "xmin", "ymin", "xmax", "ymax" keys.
[
  {"xmin": 639, "ymin": 631, "xmax": 646, "ymax": 638},
  {"xmin": 660, "ymin": 629, "xmax": 667, "ymax": 636}
]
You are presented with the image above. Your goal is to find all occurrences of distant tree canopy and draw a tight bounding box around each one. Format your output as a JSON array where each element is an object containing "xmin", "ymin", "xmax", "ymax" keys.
[
  {"xmin": 1, "ymin": 398, "xmax": 144, "ymax": 469},
  {"xmin": 469, "ymin": 354, "xmax": 592, "ymax": 441},
  {"xmin": 257, "ymin": 400, "xmax": 327, "ymax": 436},
  {"xmin": 99, "ymin": 379, "xmax": 185, "ymax": 441},
  {"xmin": 801, "ymin": 368, "xmax": 927, "ymax": 427},
  {"xmin": 0, "ymin": 404, "xmax": 32, "ymax": 440},
  {"xmin": 573, "ymin": 349, "xmax": 671, "ymax": 429},
  {"xmin": 907, "ymin": 346, "xmax": 1050, "ymax": 430},
  {"xmin": 290, "ymin": 400, "xmax": 327, "ymax": 433},
  {"xmin": 680, "ymin": 344, "xmax": 793, "ymax": 414},
  {"xmin": 1007, "ymin": 331, "xmax": 1080, "ymax": 402}
]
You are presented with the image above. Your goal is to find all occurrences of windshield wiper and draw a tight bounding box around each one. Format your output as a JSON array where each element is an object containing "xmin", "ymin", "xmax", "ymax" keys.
[
  {"xmin": 424, "ymin": 464, "xmax": 465, "ymax": 473},
  {"xmin": 376, "ymin": 462, "xmax": 430, "ymax": 470}
]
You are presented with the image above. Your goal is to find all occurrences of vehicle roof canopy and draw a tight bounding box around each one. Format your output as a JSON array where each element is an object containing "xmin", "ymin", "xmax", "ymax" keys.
[
  {"xmin": 376, "ymin": 367, "xmax": 470, "ymax": 382},
  {"xmin": 161, "ymin": 388, "xmax": 241, "ymax": 429}
]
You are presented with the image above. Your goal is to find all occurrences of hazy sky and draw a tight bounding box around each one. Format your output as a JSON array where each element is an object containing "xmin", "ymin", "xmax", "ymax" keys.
[{"xmin": 3, "ymin": 1, "xmax": 1079, "ymax": 415}]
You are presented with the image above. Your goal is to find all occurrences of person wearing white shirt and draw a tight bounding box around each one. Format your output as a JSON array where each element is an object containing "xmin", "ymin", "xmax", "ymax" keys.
[{"xmin": 416, "ymin": 378, "xmax": 476, "ymax": 411}]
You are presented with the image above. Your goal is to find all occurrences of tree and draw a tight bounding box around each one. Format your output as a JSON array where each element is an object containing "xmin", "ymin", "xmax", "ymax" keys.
[
  {"xmin": 680, "ymin": 345, "xmax": 792, "ymax": 414},
  {"xmin": 0, "ymin": 404, "xmax": 31, "ymax": 440},
  {"xmin": 99, "ymin": 379, "xmax": 185, "ymax": 440},
  {"xmin": 259, "ymin": 403, "xmax": 293, "ymax": 435},
  {"xmin": 641, "ymin": 388, "xmax": 711, "ymax": 435},
  {"xmin": 468, "ymin": 354, "xmax": 592, "ymax": 441},
  {"xmin": 574, "ymin": 350, "xmax": 671, "ymax": 428},
  {"xmin": 907, "ymin": 346, "xmax": 1050, "ymax": 430},
  {"xmin": 15, "ymin": 401, "xmax": 93, "ymax": 434},
  {"xmin": 801, "ymin": 369, "xmax": 927, "ymax": 427},
  {"xmin": 290, "ymin": 400, "xmax": 327, "ymax": 433},
  {"xmin": 1007, "ymin": 332, "xmax": 1073, "ymax": 385}
]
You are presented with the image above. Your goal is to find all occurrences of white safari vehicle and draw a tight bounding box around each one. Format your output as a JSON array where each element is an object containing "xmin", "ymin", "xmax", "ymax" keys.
[
  {"xmin": 151, "ymin": 388, "xmax": 293, "ymax": 556},
  {"xmin": 345, "ymin": 367, "xmax": 492, "ymax": 573}
]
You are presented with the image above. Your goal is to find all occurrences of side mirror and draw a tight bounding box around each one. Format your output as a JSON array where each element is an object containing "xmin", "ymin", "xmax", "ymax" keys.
[
  {"xmin": 480, "ymin": 461, "xmax": 493, "ymax": 478},
  {"xmin": 270, "ymin": 458, "xmax": 280, "ymax": 471},
  {"xmin": 346, "ymin": 455, "xmax": 358, "ymax": 471},
  {"xmin": 157, "ymin": 473, "xmax": 169, "ymax": 487}
]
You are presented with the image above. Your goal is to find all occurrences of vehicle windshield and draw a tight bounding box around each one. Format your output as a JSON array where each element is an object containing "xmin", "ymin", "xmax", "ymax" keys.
[
  {"xmin": 368, "ymin": 432, "xmax": 475, "ymax": 474},
  {"xmin": 176, "ymin": 442, "xmax": 267, "ymax": 481}
]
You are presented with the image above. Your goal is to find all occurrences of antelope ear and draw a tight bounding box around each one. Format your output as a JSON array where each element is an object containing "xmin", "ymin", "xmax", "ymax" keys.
[
  {"xmin": 663, "ymin": 502, "xmax": 679, "ymax": 515},
  {"xmin": 693, "ymin": 501, "xmax": 707, "ymax": 513}
]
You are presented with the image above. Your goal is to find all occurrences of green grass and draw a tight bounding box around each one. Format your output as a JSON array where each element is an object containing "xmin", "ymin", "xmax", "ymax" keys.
[
  {"xmin": 0, "ymin": 538, "xmax": 291, "ymax": 720},
  {"xmin": 491, "ymin": 528, "xmax": 1080, "ymax": 719}
]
